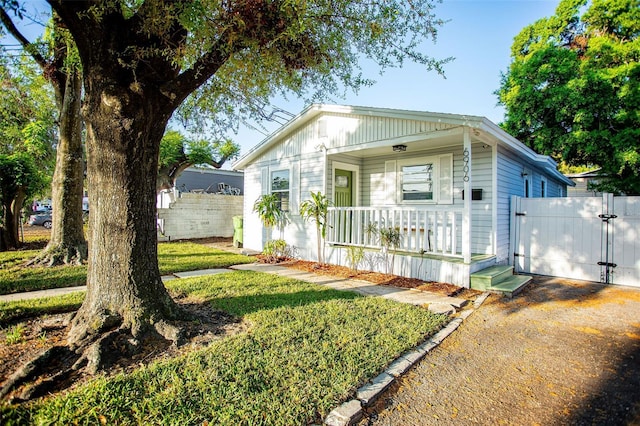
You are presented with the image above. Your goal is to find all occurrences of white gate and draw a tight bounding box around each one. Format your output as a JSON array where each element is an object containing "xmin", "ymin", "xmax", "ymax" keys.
[{"xmin": 510, "ymin": 194, "xmax": 640, "ymax": 287}]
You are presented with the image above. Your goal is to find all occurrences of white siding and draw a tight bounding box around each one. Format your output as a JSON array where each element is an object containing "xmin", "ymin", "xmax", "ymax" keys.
[
  {"xmin": 470, "ymin": 144, "xmax": 493, "ymax": 255},
  {"xmin": 321, "ymin": 113, "xmax": 457, "ymax": 149},
  {"xmin": 496, "ymin": 147, "xmax": 526, "ymax": 261},
  {"xmin": 496, "ymin": 145, "xmax": 570, "ymax": 262}
]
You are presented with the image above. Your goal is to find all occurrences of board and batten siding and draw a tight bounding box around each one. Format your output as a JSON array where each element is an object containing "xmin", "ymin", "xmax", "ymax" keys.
[{"xmin": 319, "ymin": 112, "xmax": 458, "ymax": 149}]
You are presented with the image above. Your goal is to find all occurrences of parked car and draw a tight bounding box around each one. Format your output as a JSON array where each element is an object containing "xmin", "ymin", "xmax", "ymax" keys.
[{"xmin": 28, "ymin": 211, "xmax": 52, "ymax": 229}]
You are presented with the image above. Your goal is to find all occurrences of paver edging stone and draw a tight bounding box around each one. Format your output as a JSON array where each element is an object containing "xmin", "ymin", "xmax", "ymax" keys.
[{"xmin": 323, "ymin": 292, "xmax": 491, "ymax": 426}]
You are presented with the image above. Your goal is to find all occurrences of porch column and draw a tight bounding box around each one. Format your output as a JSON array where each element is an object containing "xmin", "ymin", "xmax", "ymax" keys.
[{"xmin": 462, "ymin": 128, "xmax": 472, "ymax": 263}]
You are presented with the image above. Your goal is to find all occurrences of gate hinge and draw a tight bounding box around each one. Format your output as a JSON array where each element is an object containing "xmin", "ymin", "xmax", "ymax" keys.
[
  {"xmin": 514, "ymin": 253, "xmax": 524, "ymax": 257},
  {"xmin": 515, "ymin": 212, "xmax": 526, "ymax": 216},
  {"xmin": 597, "ymin": 261, "xmax": 617, "ymax": 268},
  {"xmin": 598, "ymin": 214, "xmax": 617, "ymax": 222}
]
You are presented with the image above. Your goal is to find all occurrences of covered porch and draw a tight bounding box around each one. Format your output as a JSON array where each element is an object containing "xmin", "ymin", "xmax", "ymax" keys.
[{"xmin": 326, "ymin": 206, "xmax": 464, "ymax": 258}]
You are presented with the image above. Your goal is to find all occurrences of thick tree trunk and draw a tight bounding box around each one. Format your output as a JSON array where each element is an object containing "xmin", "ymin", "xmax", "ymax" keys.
[
  {"xmin": 68, "ymin": 82, "xmax": 183, "ymax": 354},
  {"xmin": 33, "ymin": 70, "xmax": 87, "ymax": 266}
]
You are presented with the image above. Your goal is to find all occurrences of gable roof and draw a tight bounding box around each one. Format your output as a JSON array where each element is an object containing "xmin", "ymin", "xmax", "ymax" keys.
[{"xmin": 233, "ymin": 104, "xmax": 573, "ymax": 186}]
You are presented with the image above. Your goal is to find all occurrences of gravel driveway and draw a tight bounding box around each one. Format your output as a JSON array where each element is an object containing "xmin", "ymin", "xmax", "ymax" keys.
[{"xmin": 360, "ymin": 276, "xmax": 640, "ymax": 425}]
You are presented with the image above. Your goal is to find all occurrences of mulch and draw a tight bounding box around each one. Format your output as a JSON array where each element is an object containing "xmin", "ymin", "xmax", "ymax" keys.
[{"xmin": 281, "ymin": 259, "xmax": 470, "ymax": 298}]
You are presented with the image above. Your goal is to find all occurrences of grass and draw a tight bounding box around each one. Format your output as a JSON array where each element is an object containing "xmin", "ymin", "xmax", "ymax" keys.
[
  {"xmin": 0, "ymin": 292, "xmax": 85, "ymax": 325},
  {"xmin": 0, "ymin": 242, "xmax": 254, "ymax": 295},
  {"xmin": 4, "ymin": 323, "xmax": 26, "ymax": 345},
  {"xmin": 1, "ymin": 271, "xmax": 448, "ymax": 425}
]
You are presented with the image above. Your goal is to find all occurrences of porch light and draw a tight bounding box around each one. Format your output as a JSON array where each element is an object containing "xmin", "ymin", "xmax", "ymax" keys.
[{"xmin": 392, "ymin": 144, "xmax": 407, "ymax": 152}]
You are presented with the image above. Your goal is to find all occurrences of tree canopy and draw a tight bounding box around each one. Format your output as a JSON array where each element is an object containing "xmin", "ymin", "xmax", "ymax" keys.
[{"xmin": 497, "ymin": 0, "xmax": 640, "ymax": 194}]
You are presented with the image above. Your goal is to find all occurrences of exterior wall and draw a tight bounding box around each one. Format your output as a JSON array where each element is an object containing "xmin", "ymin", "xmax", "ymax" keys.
[
  {"xmin": 157, "ymin": 193, "xmax": 243, "ymax": 240},
  {"xmin": 468, "ymin": 144, "xmax": 494, "ymax": 255},
  {"xmin": 567, "ymin": 177, "xmax": 602, "ymax": 197},
  {"xmin": 496, "ymin": 146, "xmax": 529, "ymax": 262},
  {"xmin": 496, "ymin": 145, "xmax": 569, "ymax": 262},
  {"xmin": 241, "ymin": 145, "xmax": 326, "ymax": 260}
]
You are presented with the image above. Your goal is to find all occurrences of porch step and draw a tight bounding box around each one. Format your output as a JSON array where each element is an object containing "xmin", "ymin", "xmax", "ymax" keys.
[
  {"xmin": 487, "ymin": 275, "xmax": 532, "ymax": 298},
  {"xmin": 470, "ymin": 265, "xmax": 532, "ymax": 297},
  {"xmin": 470, "ymin": 265, "xmax": 514, "ymax": 291}
]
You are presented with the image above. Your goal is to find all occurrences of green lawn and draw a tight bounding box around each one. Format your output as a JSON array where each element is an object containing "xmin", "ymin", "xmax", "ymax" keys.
[
  {"xmin": 1, "ymin": 271, "xmax": 448, "ymax": 425},
  {"xmin": 0, "ymin": 242, "xmax": 254, "ymax": 295}
]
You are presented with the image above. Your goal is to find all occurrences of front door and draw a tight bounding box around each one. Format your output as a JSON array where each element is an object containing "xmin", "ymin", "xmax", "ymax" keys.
[
  {"xmin": 334, "ymin": 169, "xmax": 353, "ymax": 243},
  {"xmin": 334, "ymin": 169, "xmax": 353, "ymax": 207}
]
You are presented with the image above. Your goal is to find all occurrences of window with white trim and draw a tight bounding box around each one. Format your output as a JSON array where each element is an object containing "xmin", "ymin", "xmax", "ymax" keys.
[
  {"xmin": 401, "ymin": 163, "xmax": 434, "ymax": 201},
  {"xmin": 397, "ymin": 154, "xmax": 453, "ymax": 204},
  {"xmin": 271, "ymin": 169, "xmax": 290, "ymax": 211}
]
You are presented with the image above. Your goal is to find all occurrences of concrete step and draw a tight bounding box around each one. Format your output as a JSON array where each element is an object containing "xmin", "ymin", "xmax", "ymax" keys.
[
  {"xmin": 487, "ymin": 275, "xmax": 532, "ymax": 298},
  {"xmin": 470, "ymin": 265, "xmax": 514, "ymax": 291}
]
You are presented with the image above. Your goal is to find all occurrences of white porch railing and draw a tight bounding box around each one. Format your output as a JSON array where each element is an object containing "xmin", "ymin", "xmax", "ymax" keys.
[{"xmin": 326, "ymin": 206, "xmax": 463, "ymax": 258}]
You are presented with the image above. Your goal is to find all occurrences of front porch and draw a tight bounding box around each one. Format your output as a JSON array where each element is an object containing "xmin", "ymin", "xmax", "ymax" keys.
[{"xmin": 325, "ymin": 206, "xmax": 497, "ymax": 287}]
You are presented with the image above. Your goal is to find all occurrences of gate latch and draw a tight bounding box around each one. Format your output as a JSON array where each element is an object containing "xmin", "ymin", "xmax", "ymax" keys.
[{"xmin": 598, "ymin": 214, "xmax": 617, "ymax": 222}]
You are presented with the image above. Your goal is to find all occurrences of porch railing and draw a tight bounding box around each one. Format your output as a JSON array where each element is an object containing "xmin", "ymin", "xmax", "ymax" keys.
[{"xmin": 326, "ymin": 206, "xmax": 463, "ymax": 258}]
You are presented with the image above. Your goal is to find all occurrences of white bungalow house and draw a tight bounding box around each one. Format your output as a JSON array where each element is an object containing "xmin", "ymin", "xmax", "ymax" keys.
[{"xmin": 233, "ymin": 104, "xmax": 573, "ymax": 288}]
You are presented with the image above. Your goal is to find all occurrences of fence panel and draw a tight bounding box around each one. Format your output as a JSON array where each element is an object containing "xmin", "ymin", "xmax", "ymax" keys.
[{"xmin": 511, "ymin": 195, "xmax": 639, "ymax": 287}]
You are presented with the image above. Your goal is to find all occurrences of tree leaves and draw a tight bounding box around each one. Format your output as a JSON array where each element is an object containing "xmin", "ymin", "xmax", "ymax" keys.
[{"xmin": 498, "ymin": 0, "xmax": 640, "ymax": 194}]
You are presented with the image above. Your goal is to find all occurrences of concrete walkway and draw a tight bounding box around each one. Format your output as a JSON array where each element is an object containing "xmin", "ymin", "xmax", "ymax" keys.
[
  {"xmin": 231, "ymin": 263, "xmax": 469, "ymax": 314},
  {"xmin": 0, "ymin": 269, "xmax": 233, "ymax": 303},
  {"xmin": 2, "ymin": 264, "xmax": 468, "ymax": 315}
]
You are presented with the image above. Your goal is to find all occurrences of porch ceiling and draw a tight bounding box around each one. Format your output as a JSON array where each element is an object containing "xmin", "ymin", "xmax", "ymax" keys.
[{"xmin": 325, "ymin": 128, "xmax": 492, "ymax": 158}]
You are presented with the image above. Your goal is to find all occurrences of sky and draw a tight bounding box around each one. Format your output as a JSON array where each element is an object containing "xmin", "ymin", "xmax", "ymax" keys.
[
  {"xmin": 234, "ymin": 0, "xmax": 561, "ymax": 158},
  {"xmin": 4, "ymin": 0, "xmax": 561, "ymax": 164}
]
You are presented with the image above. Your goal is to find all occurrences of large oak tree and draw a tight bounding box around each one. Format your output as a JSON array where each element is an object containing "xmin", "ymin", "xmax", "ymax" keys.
[
  {"xmin": 497, "ymin": 0, "xmax": 640, "ymax": 194},
  {"xmin": 2, "ymin": 0, "xmax": 448, "ymax": 381}
]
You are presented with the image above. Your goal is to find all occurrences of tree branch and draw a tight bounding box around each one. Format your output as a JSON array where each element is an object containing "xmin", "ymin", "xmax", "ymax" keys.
[
  {"xmin": 0, "ymin": 7, "xmax": 48, "ymax": 69},
  {"xmin": 159, "ymin": 38, "xmax": 237, "ymax": 111}
]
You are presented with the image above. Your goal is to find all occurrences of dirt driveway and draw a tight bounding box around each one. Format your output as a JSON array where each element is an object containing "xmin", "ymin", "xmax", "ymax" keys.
[{"xmin": 360, "ymin": 276, "xmax": 640, "ymax": 425}]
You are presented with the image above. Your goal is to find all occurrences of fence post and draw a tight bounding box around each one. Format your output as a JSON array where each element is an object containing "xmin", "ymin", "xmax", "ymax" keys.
[{"xmin": 509, "ymin": 195, "xmax": 520, "ymax": 271}]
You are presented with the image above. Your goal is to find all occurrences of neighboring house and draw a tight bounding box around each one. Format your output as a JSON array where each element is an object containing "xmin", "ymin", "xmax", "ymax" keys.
[
  {"xmin": 565, "ymin": 169, "xmax": 603, "ymax": 197},
  {"xmin": 174, "ymin": 167, "xmax": 244, "ymax": 196},
  {"xmin": 157, "ymin": 167, "xmax": 244, "ymax": 241},
  {"xmin": 233, "ymin": 104, "xmax": 573, "ymax": 287}
]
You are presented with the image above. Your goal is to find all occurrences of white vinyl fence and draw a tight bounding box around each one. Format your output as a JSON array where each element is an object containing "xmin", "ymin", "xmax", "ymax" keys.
[{"xmin": 510, "ymin": 194, "xmax": 640, "ymax": 287}]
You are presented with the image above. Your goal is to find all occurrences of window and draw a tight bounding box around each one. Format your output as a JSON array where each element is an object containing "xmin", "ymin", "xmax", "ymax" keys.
[
  {"xmin": 401, "ymin": 163, "xmax": 434, "ymax": 201},
  {"xmin": 271, "ymin": 169, "xmax": 290, "ymax": 211},
  {"xmin": 390, "ymin": 155, "xmax": 452, "ymax": 204},
  {"xmin": 540, "ymin": 177, "xmax": 547, "ymax": 197}
]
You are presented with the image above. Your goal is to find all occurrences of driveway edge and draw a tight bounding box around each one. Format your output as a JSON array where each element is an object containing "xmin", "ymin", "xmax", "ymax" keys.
[{"xmin": 324, "ymin": 291, "xmax": 492, "ymax": 426}]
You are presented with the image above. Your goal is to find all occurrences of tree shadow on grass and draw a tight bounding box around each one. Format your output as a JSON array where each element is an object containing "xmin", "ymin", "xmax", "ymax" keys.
[{"xmin": 209, "ymin": 288, "xmax": 362, "ymax": 317}]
